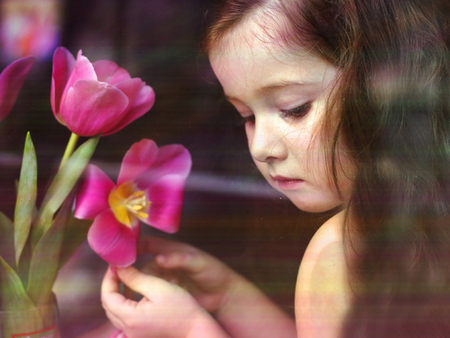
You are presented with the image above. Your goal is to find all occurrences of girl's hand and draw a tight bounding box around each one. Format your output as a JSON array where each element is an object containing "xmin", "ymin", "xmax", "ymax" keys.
[
  {"xmin": 137, "ymin": 236, "xmax": 243, "ymax": 313},
  {"xmin": 135, "ymin": 237, "xmax": 297, "ymax": 338},
  {"xmin": 101, "ymin": 266, "xmax": 229, "ymax": 338}
]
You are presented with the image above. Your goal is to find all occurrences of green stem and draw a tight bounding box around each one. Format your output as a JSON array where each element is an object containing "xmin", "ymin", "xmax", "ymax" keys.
[{"xmin": 59, "ymin": 133, "xmax": 79, "ymax": 169}]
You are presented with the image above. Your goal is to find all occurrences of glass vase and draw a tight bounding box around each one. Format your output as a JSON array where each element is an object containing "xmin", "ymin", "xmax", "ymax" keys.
[{"xmin": 0, "ymin": 294, "xmax": 60, "ymax": 338}]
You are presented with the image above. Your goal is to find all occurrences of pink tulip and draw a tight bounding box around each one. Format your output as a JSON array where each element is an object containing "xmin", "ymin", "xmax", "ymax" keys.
[
  {"xmin": 74, "ymin": 139, "xmax": 192, "ymax": 267},
  {"xmin": 51, "ymin": 47, "xmax": 155, "ymax": 137},
  {"xmin": 0, "ymin": 56, "xmax": 34, "ymax": 121}
]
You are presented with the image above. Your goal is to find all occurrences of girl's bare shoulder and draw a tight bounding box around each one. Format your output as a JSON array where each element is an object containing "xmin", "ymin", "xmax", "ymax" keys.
[
  {"xmin": 305, "ymin": 211, "xmax": 346, "ymax": 257},
  {"xmin": 295, "ymin": 211, "xmax": 352, "ymax": 338}
]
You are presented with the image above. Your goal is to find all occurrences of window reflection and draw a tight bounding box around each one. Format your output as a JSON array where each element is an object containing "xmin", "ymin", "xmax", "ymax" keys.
[{"xmin": 0, "ymin": 0, "xmax": 60, "ymax": 61}]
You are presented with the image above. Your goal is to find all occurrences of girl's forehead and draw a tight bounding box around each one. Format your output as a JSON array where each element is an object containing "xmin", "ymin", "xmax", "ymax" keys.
[
  {"xmin": 210, "ymin": 27, "xmax": 336, "ymax": 107},
  {"xmin": 208, "ymin": 8, "xmax": 337, "ymax": 103},
  {"xmin": 209, "ymin": 25, "xmax": 314, "ymax": 85},
  {"xmin": 210, "ymin": 10, "xmax": 292, "ymax": 60}
]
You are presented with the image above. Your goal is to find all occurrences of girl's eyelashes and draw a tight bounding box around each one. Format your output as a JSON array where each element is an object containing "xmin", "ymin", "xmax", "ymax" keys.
[
  {"xmin": 280, "ymin": 101, "xmax": 312, "ymax": 119},
  {"xmin": 234, "ymin": 101, "xmax": 312, "ymax": 125}
]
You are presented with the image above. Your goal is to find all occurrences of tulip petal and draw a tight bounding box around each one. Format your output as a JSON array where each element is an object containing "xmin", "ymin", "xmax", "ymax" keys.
[
  {"xmin": 102, "ymin": 84, "xmax": 155, "ymax": 136},
  {"xmin": 93, "ymin": 60, "xmax": 131, "ymax": 85},
  {"xmin": 74, "ymin": 165, "xmax": 115, "ymax": 220},
  {"xmin": 153, "ymin": 144, "xmax": 192, "ymax": 178},
  {"xmin": 88, "ymin": 210, "xmax": 138, "ymax": 267},
  {"xmin": 64, "ymin": 50, "xmax": 97, "ymax": 90},
  {"xmin": 113, "ymin": 78, "xmax": 144, "ymax": 105},
  {"xmin": 59, "ymin": 50, "xmax": 98, "ymax": 115},
  {"xmin": 61, "ymin": 79, "xmax": 129, "ymax": 136},
  {"xmin": 144, "ymin": 174, "xmax": 187, "ymax": 233},
  {"xmin": 51, "ymin": 47, "xmax": 75, "ymax": 118},
  {"xmin": 112, "ymin": 78, "xmax": 145, "ymax": 116},
  {"xmin": 137, "ymin": 144, "xmax": 192, "ymax": 189},
  {"xmin": 0, "ymin": 56, "xmax": 34, "ymax": 122},
  {"xmin": 117, "ymin": 139, "xmax": 158, "ymax": 186}
]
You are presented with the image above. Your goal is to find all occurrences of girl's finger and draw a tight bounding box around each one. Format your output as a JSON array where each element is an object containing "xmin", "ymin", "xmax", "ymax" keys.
[
  {"xmin": 104, "ymin": 308, "xmax": 123, "ymax": 332},
  {"xmin": 101, "ymin": 266, "xmax": 121, "ymax": 295},
  {"xmin": 116, "ymin": 266, "xmax": 175, "ymax": 302},
  {"xmin": 101, "ymin": 266, "xmax": 140, "ymax": 320}
]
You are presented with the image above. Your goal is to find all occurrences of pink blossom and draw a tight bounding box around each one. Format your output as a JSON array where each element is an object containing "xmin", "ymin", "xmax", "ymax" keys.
[
  {"xmin": 74, "ymin": 139, "xmax": 192, "ymax": 267},
  {"xmin": 51, "ymin": 47, "xmax": 155, "ymax": 137},
  {"xmin": 0, "ymin": 56, "xmax": 34, "ymax": 121}
]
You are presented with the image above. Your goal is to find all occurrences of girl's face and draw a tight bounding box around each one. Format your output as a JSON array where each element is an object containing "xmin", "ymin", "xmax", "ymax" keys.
[{"xmin": 210, "ymin": 19, "xmax": 354, "ymax": 213}]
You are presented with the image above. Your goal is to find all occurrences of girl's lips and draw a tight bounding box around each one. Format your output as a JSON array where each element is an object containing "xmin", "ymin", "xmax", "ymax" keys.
[{"xmin": 271, "ymin": 175, "xmax": 304, "ymax": 190}]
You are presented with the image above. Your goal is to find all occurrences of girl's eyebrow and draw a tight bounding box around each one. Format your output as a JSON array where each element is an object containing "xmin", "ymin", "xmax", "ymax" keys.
[
  {"xmin": 225, "ymin": 80, "xmax": 316, "ymax": 101},
  {"xmin": 257, "ymin": 80, "xmax": 315, "ymax": 94}
]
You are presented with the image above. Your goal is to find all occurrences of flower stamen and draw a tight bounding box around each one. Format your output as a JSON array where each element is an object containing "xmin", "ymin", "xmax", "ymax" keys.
[
  {"xmin": 124, "ymin": 190, "xmax": 149, "ymax": 218},
  {"xmin": 109, "ymin": 182, "xmax": 150, "ymax": 226}
]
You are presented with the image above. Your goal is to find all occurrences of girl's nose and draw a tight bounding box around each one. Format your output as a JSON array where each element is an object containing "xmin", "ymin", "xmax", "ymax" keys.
[{"xmin": 248, "ymin": 117, "xmax": 287, "ymax": 163}]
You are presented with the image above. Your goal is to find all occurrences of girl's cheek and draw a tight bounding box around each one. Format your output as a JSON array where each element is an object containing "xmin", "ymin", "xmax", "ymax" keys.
[{"xmin": 245, "ymin": 124, "xmax": 255, "ymax": 147}]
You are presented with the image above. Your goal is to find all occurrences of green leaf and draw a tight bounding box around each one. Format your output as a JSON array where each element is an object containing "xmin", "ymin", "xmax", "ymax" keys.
[
  {"xmin": 31, "ymin": 136, "xmax": 99, "ymax": 249},
  {"xmin": 26, "ymin": 193, "xmax": 73, "ymax": 306},
  {"xmin": 14, "ymin": 132, "xmax": 37, "ymax": 267},
  {"xmin": 0, "ymin": 211, "xmax": 15, "ymax": 268},
  {"xmin": 58, "ymin": 216, "xmax": 91, "ymax": 270},
  {"xmin": 0, "ymin": 255, "xmax": 35, "ymax": 311},
  {"xmin": 0, "ymin": 257, "xmax": 48, "ymax": 337}
]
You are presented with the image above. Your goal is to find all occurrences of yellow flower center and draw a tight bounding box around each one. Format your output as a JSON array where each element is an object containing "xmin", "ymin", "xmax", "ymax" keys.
[{"xmin": 108, "ymin": 181, "xmax": 150, "ymax": 226}]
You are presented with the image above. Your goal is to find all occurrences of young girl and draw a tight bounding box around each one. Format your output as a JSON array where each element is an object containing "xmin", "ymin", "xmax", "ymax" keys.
[{"xmin": 101, "ymin": 0, "xmax": 450, "ymax": 337}]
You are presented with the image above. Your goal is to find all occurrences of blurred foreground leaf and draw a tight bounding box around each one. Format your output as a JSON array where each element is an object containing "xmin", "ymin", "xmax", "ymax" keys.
[
  {"xmin": 0, "ymin": 211, "xmax": 14, "ymax": 268},
  {"xmin": 0, "ymin": 255, "xmax": 34, "ymax": 311},
  {"xmin": 14, "ymin": 132, "xmax": 37, "ymax": 267},
  {"xmin": 27, "ymin": 192, "xmax": 74, "ymax": 306},
  {"xmin": 58, "ymin": 216, "xmax": 91, "ymax": 270},
  {"xmin": 31, "ymin": 136, "xmax": 99, "ymax": 249}
]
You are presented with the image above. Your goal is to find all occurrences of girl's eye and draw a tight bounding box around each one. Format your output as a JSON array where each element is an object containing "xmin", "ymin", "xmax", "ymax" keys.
[
  {"xmin": 280, "ymin": 101, "xmax": 312, "ymax": 119},
  {"xmin": 237, "ymin": 114, "xmax": 255, "ymax": 126}
]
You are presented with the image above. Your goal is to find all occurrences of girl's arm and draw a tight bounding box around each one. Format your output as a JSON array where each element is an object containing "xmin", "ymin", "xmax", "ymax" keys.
[{"xmin": 295, "ymin": 211, "xmax": 353, "ymax": 338}]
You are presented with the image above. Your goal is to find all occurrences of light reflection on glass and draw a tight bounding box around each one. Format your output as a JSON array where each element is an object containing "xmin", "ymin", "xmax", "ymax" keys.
[{"xmin": 0, "ymin": 0, "xmax": 61, "ymax": 61}]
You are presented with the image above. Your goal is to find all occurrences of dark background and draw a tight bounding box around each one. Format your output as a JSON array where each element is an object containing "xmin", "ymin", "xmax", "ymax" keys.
[{"xmin": 0, "ymin": 1, "xmax": 333, "ymax": 336}]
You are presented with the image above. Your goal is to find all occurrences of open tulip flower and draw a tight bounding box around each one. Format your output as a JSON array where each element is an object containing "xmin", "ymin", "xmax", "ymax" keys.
[
  {"xmin": 51, "ymin": 47, "xmax": 155, "ymax": 137},
  {"xmin": 0, "ymin": 56, "xmax": 34, "ymax": 122},
  {"xmin": 74, "ymin": 139, "xmax": 192, "ymax": 267}
]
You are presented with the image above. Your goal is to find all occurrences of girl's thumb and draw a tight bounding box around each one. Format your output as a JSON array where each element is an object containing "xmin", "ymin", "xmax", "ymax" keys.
[{"xmin": 116, "ymin": 266, "xmax": 167, "ymax": 298}]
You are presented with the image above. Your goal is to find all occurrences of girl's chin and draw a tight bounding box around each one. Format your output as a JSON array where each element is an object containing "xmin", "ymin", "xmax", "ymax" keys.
[{"xmin": 289, "ymin": 195, "xmax": 343, "ymax": 213}]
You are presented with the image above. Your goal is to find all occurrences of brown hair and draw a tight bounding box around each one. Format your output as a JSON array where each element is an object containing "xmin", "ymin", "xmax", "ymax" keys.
[{"xmin": 204, "ymin": 0, "xmax": 450, "ymax": 337}]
